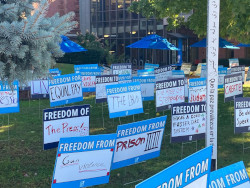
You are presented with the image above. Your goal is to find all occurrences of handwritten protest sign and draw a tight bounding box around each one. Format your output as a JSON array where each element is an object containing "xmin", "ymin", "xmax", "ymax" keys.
[
  {"xmin": 106, "ymin": 82, "xmax": 143, "ymax": 118},
  {"xmin": 112, "ymin": 116, "xmax": 167, "ymax": 170},
  {"xmin": 52, "ymin": 134, "xmax": 116, "ymax": 188},
  {"xmin": 224, "ymin": 73, "xmax": 243, "ymax": 102},
  {"xmin": 181, "ymin": 63, "xmax": 192, "ymax": 75},
  {"xmin": 145, "ymin": 63, "xmax": 159, "ymax": 69},
  {"xmin": 156, "ymin": 78, "xmax": 185, "ymax": 112},
  {"xmin": 234, "ymin": 97, "xmax": 250, "ymax": 134},
  {"xmin": 96, "ymin": 75, "xmax": 119, "ymax": 103},
  {"xmin": 0, "ymin": 81, "xmax": 19, "ymax": 114},
  {"xmin": 209, "ymin": 161, "xmax": 250, "ymax": 188},
  {"xmin": 79, "ymin": 69, "xmax": 101, "ymax": 92},
  {"xmin": 171, "ymin": 102, "xmax": 206, "ymax": 143},
  {"xmin": 218, "ymin": 68, "xmax": 228, "ymax": 89},
  {"xmin": 229, "ymin": 58, "xmax": 239, "ymax": 68},
  {"xmin": 132, "ymin": 76, "xmax": 155, "ymax": 101},
  {"xmin": 118, "ymin": 74, "xmax": 132, "ymax": 84},
  {"xmin": 136, "ymin": 146, "xmax": 212, "ymax": 188},
  {"xmin": 188, "ymin": 78, "xmax": 206, "ymax": 103},
  {"xmin": 230, "ymin": 65, "xmax": 245, "ymax": 83},
  {"xmin": 43, "ymin": 105, "xmax": 90, "ymax": 150},
  {"xmin": 137, "ymin": 69, "xmax": 155, "ymax": 77},
  {"xmin": 74, "ymin": 64, "xmax": 99, "ymax": 73},
  {"xmin": 154, "ymin": 65, "xmax": 172, "ymax": 82},
  {"xmin": 111, "ymin": 63, "xmax": 132, "ymax": 75},
  {"xmin": 30, "ymin": 79, "xmax": 49, "ymax": 99},
  {"xmin": 49, "ymin": 73, "xmax": 83, "ymax": 107}
]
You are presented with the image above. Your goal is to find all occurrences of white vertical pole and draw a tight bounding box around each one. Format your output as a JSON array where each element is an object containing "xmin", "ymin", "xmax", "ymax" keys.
[{"xmin": 206, "ymin": 0, "xmax": 220, "ymax": 171}]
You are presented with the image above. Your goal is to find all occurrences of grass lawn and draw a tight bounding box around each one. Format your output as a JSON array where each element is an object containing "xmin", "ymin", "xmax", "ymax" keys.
[{"xmin": 0, "ymin": 64, "xmax": 250, "ymax": 187}]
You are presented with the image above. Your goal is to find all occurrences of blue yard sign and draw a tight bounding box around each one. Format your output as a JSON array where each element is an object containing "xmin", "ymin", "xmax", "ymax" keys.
[
  {"xmin": 79, "ymin": 69, "xmax": 102, "ymax": 92},
  {"xmin": 0, "ymin": 81, "xmax": 19, "ymax": 114},
  {"xmin": 74, "ymin": 64, "xmax": 99, "ymax": 73},
  {"xmin": 188, "ymin": 78, "xmax": 206, "ymax": 103},
  {"xmin": 112, "ymin": 116, "xmax": 167, "ymax": 170},
  {"xmin": 171, "ymin": 70, "xmax": 185, "ymax": 79},
  {"xmin": 137, "ymin": 69, "xmax": 155, "ymax": 77},
  {"xmin": 106, "ymin": 82, "xmax": 144, "ymax": 118},
  {"xmin": 209, "ymin": 161, "xmax": 250, "ymax": 188},
  {"xmin": 136, "ymin": 146, "xmax": 213, "ymax": 188},
  {"xmin": 51, "ymin": 134, "xmax": 116, "ymax": 188},
  {"xmin": 49, "ymin": 68, "xmax": 61, "ymax": 77},
  {"xmin": 218, "ymin": 67, "xmax": 228, "ymax": 89},
  {"xmin": 49, "ymin": 73, "xmax": 83, "ymax": 107},
  {"xmin": 118, "ymin": 74, "xmax": 132, "ymax": 84},
  {"xmin": 132, "ymin": 76, "xmax": 155, "ymax": 101},
  {"xmin": 145, "ymin": 63, "xmax": 159, "ymax": 69}
]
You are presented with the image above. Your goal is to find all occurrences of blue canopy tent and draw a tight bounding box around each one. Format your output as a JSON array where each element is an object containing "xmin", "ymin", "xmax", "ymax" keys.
[
  {"xmin": 126, "ymin": 34, "xmax": 179, "ymax": 66},
  {"xmin": 190, "ymin": 37, "xmax": 240, "ymax": 49},
  {"xmin": 237, "ymin": 43, "xmax": 250, "ymax": 47},
  {"xmin": 60, "ymin": 35, "xmax": 87, "ymax": 53}
]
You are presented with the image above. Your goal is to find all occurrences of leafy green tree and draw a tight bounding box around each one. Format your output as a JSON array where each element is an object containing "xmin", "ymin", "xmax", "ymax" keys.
[
  {"xmin": 129, "ymin": 0, "xmax": 250, "ymax": 43},
  {"xmin": 0, "ymin": 0, "xmax": 77, "ymax": 84}
]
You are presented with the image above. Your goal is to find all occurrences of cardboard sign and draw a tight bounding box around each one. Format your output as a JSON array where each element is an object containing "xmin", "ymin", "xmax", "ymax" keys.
[
  {"xmin": 156, "ymin": 78, "xmax": 185, "ymax": 112},
  {"xmin": 145, "ymin": 63, "xmax": 159, "ymax": 69},
  {"xmin": 229, "ymin": 58, "xmax": 239, "ymax": 68},
  {"xmin": 111, "ymin": 63, "xmax": 132, "ymax": 75},
  {"xmin": 74, "ymin": 64, "xmax": 99, "ymax": 73},
  {"xmin": 0, "ymin": 81, "xmax": 19, "ymax": 114},
  {"xmin": 246, "ymin": 67, "xmax": 250, "ymax": 81},
  {"xmin": 234, "ymin": 97, "xmax": 250, "ymax": 133},
  {"xmin": 230, "ymin": 66, "xmax": 245, "ymax": 83},
  {"xmin": 188, "ymin": 78, "xmax": 206, "ymax": 103},
  {"xmin": 200, "ymin": 65, "xmax": 207, "ymax": 78},
  {"xmin": 50, "ymin": 68, "xmax": 61, "ymax": 77},
  {"xmin": 95, "ymin": 75, "xmax": 119, "ymax": 103},
  {"xmin": 181, "ymin": 63, "xmax": 192, "ymax": 75},
  {"xmin": 137, "ymin": 69, "xmax": 155, "ymax": 77},
  {"xmin": 49, "ymin": 73, "xmax": 83, "ymax": 107},
  {"xmin": 112, "ymin": 116, "xmax": 167, "ymax": 170},
  {"xmin": 118, "ymin": 74, "xmax": 132, "ymax": 84},
  {"xmin": 224, "ymin": 73, "xmax": 243, "ymax": 102},
  {"xmin": 154, "ymin": 65, "xmax": 172, "ymax": 82},
  {"xmin": 132, "ymin": 76, "xmax": 155, "ymax": 101},
  {"xmin": 171, "ymin": 102, "xmax": 206, "ymax": 143},
  {"xmin": 30, "ymin": 80, "xmax": 49, "ymax": 99},
  {"xmin": 218, "ymin": 68, "xmax": 228, "ymax": 89},
  {"xmin": 171, "ymin": 70, "xmax": 185, "ymax": 79},
  {"xmin": 106, "ymin": 82, "xmax": 143, "ymax": 118},
  {"xmin": 52, "ymin": 134, "xmax": 116, "ymax": 188},
  {"xmin": 136, "ymin": 146, "xmax": 212, "ymax": 188},
  {"xmin": 43, "ymin": 105, "xmax": 90, "ymax": 150},
  {"xmin": 195, "ymin": 63, "xmax": 206, "ymax": 76},
  {"xmin": 79, "ymin": 69, "xmax": 102, "ymax": 92},
  {"xmin": 209, "ymin": 161, "xmax": 250, "ymax": 188}
]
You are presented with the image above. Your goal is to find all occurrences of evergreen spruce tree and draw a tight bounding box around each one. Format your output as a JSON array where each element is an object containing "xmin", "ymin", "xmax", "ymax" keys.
[{"xmin": 0, "ymin": 0, "xmax": 77, "ymax": 84}]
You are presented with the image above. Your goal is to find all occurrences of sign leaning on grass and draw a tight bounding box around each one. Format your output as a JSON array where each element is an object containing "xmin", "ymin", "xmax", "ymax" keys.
[
  {"xmin": 79, "ymin": 69, "xmax": 102, "ymax": 92},
  {"xmin": 0, "ymin": 81, "xmax": 19, "ymax": 114},
  {"xmin": 106, "ymin": 82, "xmax": 143, "ymax": 118},
  {"xmin": 154, "ymin": 65, "xmax": 172, "ymax": 82},
  {"xmin": 156, "ymin": 78, "xmax": 185, "ymax": 112},
  {"xmin": 43, "ymin": 105, "xmax": 90, "ymax": 150},
  {"xmin": 234, "ymin": 97, "xmax": 250, "ymax": 134},
  {"xmin": 136, "ymin": 146, "xmax": 212, "ymax": 188},
  {"xmin": 171, "ymin": 102, "xmax": 206, "ymax": 143},
  {"xmin": 49, "ymin": 73, "xmax": 83, "ymax": 107},
  {"xmin": 209, "ymin": 161, "xmax": 250, "ymax": 188},
  {"xmin": 224, "ymin": 73, "xmax": 243, "ymax": 102},
  {"xmin": 188, "ymin": 78, "xmax": 206, "ymax": 103},
  {"xmin": 51, "ymin": 134, "xmax": 116, "ymax": 188},
  {"xmin": 112, "ymin": 116, "xmax": 167, "ymax": 170},
  {"xmin": 74, "ymin": 64, "xmax": 99, "ymax": 73},
  {"xmin": 30, "ymin": 79, "xmax": 49, "ymax": 99},
  {"xmin": 111, "ymin": 63, "xmax": 132, "ymax": 75},
  {"xmin": 132, "ymin": 76, "xmax": 155, "ymax": 101},
  {"xmin": 95, "ymin": 75, "xmax": 119, "ymax": 103}
]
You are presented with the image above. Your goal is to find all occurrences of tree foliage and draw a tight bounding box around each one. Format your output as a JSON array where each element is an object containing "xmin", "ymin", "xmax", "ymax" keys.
[
  {"xmin": 129, "ymin": 0, "xmax": 250, "ymax": 43},
  {"xmin": 0, "ymin": 0, "xmax": 77, "ymax": 84}
]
